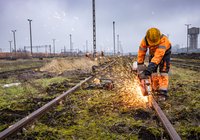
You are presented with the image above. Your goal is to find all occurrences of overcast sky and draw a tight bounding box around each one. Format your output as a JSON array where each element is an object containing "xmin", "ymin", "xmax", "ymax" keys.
[{"xmin": 0, "ymin": 0, "xmax": 200, "ymax": 53}]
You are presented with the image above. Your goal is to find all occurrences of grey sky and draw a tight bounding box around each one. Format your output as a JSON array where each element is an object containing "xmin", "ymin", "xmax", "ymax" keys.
[{"xmin": 0, "ymin": 0, "xmax": 200, "ymax": 53}]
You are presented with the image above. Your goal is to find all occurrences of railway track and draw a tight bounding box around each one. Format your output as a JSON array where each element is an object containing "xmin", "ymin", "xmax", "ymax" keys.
[
  {"xmin": 0, "ymin": 60, "xmax": 116, "ymax": 140},
  {"xmin": 149, "ymin": 96, "xmax": 181, "ymax": 140},
  {"xmin": 0, "ymin": 58, "xmax": 51, "ymax": 77},
  {"xmin": 171, "ymin": 60, "xmax": 200, "ymax": 71},
  {"xmin": 0, "ymin": 59, "xmax": 182, "ymax": 139},
  {"xmin": 0, "ymin": 66, "xmax": 42, "ymax": 78}
]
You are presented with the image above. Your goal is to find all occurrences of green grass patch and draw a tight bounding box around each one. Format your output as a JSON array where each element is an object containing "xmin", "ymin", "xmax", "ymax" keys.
[
  {"xmin": 0, "ymin": 59, "xmax": 47, "ymax": 72},
  {"xmin": 34, "ymin": 76, "xmax": 68, "ymax": 88},
  {"xmin": 23, "ymin": 88, "xmax": 160, "ymax": 139}
]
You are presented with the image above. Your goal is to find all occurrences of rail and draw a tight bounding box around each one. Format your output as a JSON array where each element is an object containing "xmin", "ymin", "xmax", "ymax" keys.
[
  {"xmin": 150, "ymin": 95, "xmax": 182, "ymax": 140},
  {"xmin": 130, "ymin": 62, "xmax": 182, "ymax": 139},
  {"xmin": 0, "ymin": 60, "xmax": 116, "ymax": 140},
  {"xmin": 171, "ymin": 60, "xmax": 200, "ymax": 72},
  {"xmin": 0, "ymin": 66, "xmax": 42, "ymax": 76}
]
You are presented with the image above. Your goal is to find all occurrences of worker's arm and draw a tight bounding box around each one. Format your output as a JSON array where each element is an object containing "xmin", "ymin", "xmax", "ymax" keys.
[
  {"xmin": 145, "ymin": 44, "xmax": 167, "ymax": 75},
  {"xmin": 151, "ymin": 46, "xmax": 166, "ymax": 65},
  {"xmin": 137, "ymin": 39, "xmax": 147, "ymax": 65}
]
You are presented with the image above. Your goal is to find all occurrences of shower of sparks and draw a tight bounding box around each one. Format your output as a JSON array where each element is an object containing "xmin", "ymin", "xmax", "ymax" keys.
[
  {"xmin": 111, "ymin": 60, "xmax": 148, "ymax": 108},
  {"xmin": 116, "ymin": 77, "xmax": 148, "ymax": 108}
]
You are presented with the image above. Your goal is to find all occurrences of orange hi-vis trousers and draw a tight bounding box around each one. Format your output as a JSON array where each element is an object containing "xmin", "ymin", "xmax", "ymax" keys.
[
  {"xmin": 149, "ymin": 52, "xmax": 170, "ymax": 92},
  {"xmin": 151, "ymin": 73, "xmax": 169, "ymax": 91}
]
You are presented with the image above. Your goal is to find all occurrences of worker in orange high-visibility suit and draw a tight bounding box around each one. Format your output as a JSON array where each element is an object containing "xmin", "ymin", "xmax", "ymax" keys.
[{"xmin": 137, "ymin": 27, "xmax": 171, "ymax": 100}]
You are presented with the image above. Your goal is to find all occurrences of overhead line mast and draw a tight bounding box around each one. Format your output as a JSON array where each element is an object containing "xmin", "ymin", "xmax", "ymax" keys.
[
  {"xmin": 92, "ymin": 0, "xmax": 96, "ymax": 57},
  {"xmin": 113, "ymin": 21, "xmax": 116, "ymax": 55}
]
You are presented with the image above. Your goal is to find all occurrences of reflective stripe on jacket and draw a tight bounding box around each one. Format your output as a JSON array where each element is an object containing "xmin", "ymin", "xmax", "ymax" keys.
[{"xmin": 137, "ymin": 35, "xmax": 171, "ymax": 65}]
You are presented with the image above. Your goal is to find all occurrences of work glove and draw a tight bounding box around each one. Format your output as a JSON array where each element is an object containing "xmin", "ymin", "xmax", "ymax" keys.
[
  {"xmin": 146, "ymin": 62, "xmax": 157, "ymax": 75},
  {"xmin": 138, "ymin": 71, "xmax": 149, "ymax": 79},
  {"xmin": 132, "ymin": 61, "xmax": 138, "ymax": 71},
  {"xmin": 137, "ymin": 64, "xmax": 146, "ymax": 74},
  {"xmin": 138, "ymin": 62, "xmax": 157, "ymax": 80}
]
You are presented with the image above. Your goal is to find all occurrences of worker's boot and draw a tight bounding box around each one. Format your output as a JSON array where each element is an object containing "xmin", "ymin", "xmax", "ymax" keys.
[{"xmin": 158, "ymin": 90, "xmax": 168, "ymax": 101}]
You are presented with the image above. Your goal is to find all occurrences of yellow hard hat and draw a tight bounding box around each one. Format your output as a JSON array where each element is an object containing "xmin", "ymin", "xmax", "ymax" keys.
[{"xmin": 146, "ymin": 28, "xmax": 161, "ymax": 46}]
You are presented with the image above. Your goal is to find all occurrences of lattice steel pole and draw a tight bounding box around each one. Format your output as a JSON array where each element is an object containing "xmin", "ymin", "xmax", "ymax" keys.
[
  {"xmin": 92, "ymin": 0, "xmax": 96, "ymax": 57},
  {"xmin": 113, "ymin": 21, "xmax": 116, "ymax": 55}
]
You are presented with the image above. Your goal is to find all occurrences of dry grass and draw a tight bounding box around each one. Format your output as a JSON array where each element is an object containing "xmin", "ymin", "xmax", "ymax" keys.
[{"xmin": 40, "ymin": 58, "xmax": 98, "ymax": 74}]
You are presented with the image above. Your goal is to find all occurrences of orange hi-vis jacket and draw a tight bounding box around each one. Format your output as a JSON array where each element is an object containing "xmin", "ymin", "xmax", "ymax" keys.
[{"xmin": 137, "ymin": 35, "xmax": 171, "ymax": 65}]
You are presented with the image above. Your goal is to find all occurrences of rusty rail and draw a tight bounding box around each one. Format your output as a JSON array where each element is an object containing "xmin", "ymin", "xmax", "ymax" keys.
[
  {"xmin": 0, "ymin": 66, "xmax": 41, "ymax": 76},
  {"xmin": 171, "ymin": 61, "xmax": 200, "ymax": 72},
  {"xmin": 130, "ymin": 60, "xmax": 182, "ymax": 139},
  {"xmin": 150, "ymin": 96, "xmax": 181, "ymax": 140},
  {"xmin": 0, "ymin": 60, "xmax": 116, "ymax": 140}
]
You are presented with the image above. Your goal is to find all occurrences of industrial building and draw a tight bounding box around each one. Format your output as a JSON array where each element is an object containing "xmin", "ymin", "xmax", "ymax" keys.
[
  {"xmin": 188, "ymin": 27, "xmax": 199, "ymax": 50},
  {"xmin": 172, "ymin": 26, "xmax": 200, "ymax": 53}
]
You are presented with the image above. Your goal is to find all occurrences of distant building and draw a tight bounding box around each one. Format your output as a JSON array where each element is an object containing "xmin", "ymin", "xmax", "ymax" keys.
[
  {"xmin": 188, "ymin": 27, "xmax": 199, "ymax": 50},
  {"xmin": 172, "ymin": 27, "xmax": 200, "ymax": 53}
]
